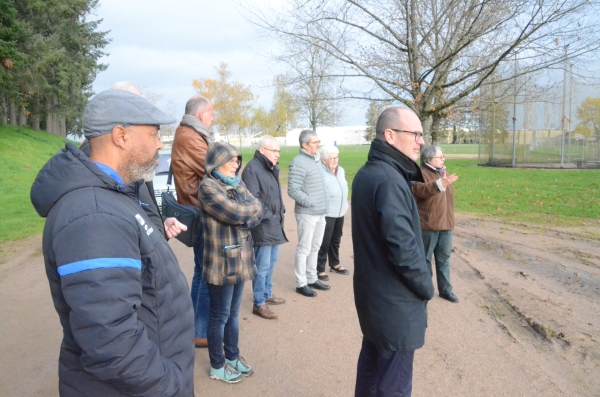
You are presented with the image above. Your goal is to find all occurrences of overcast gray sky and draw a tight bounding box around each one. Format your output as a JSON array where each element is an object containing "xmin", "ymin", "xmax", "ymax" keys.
[{"xmin": 91, "ymin": 0, "xmax": 295, "ymax": 123}]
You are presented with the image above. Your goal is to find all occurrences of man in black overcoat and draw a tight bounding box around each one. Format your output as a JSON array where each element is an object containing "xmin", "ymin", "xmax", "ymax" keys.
[
  {"xmin": 241, "ymin": 136, "xmax": 289, "ymax": 319},
  {"xmin": 351, "ymin": 107, "xmax": 435, "ymax": 397}
]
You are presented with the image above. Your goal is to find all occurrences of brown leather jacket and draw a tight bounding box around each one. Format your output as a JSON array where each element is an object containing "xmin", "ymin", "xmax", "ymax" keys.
[
  {"xmin": 412, "ymin": 165, "xmax": 455, "ymax": 231},
  {"xmin": 171, "ymin": 124, "xmax": 209, "ymax": 208}
]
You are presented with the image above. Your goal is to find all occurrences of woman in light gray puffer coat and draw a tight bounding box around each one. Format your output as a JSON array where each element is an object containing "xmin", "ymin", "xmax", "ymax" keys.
[{"xmin": 317, "ymin": 145, "xmax": 350, "ymax": 280}]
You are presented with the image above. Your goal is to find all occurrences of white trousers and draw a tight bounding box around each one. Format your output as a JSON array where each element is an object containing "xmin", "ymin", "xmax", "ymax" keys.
[{"xmin": 294, "ymin": 213, "xmax": 326, "ymax": 287}]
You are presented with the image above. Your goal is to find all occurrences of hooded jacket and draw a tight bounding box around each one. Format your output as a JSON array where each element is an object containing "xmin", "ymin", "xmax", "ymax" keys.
[
  {"xmin": 288, "ymin": 148, "xmax": 329, "ymax": 215},
  {"xmin": 241, "ymin": 150, "xmax": 288, "ymax": 247},
  {"xmin": 79, "ymin": 139, "xmax": 166, "ymax": 238},
  {"xmin": 198, "ymin": 142, "xmax": 263, "ymax": 285},
  {"xmin": 351, "ymin": 139, "xmax": 434, "ymax": 352},
  {"xmin": 30, "ymin": 143, "xmax": 195, "ymax": 397}
]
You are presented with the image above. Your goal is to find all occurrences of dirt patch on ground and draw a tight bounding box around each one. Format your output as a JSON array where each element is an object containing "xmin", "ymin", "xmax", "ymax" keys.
[{"xmin": 1, "ymin": 196, "xmax": 598, "ymax": 396}]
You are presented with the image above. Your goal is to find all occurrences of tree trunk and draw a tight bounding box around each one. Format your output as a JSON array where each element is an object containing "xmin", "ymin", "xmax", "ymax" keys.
[
  {"xmin": 59, "ymin": 116, "xmax": 66, "ymax": 137},
  {"xmin": 0, "ymin": 96, "xmax": 6, "ymax": 126},
  {"xmin": 18, "ymin": 107, "xmax": 27, "ymax": 127},
  {"xmin": 46, "ymin": 112, "xmax": 54, "ymax": 134},
  {"xmin": 32, "ymin": 115, "xmax": 40, "ymax": 130},
  {"xmin": 430, "ymin": 112, "xmax": 443, "ymax": 145},
  {"xmin": 421, "ymin": 114, "xmax": 432, "ymax": 144},
  {"xmin": 9, "ymin": 100, "xmax": 17, "ymax": 125}
]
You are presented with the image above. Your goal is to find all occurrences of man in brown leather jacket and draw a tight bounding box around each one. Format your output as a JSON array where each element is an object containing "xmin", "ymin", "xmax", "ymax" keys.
[
  {"xmin": 412, "ymin": 145, "xmax": 460, "ymax": 303},
  {"xmin": 171, "ymin": 95, "xmax": 215, "ymax": 347}
]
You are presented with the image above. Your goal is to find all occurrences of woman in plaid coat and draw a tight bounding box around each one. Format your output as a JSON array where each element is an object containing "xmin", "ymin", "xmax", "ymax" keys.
[{"xmin": 198, "ymin": 142, "xmax": 262, "ymax": 384}]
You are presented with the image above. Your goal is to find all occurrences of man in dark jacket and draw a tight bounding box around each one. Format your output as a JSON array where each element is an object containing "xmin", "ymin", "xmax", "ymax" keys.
[
  {"xmin": 241, "ymin": 136, "xmax": 288, "ymax": 319},
  {"xmin": 351, "ymin": 107, "xmax": 435, "ymax": 397},
  {"xmin": 30, "ymin": 89, "xmax": 195, "ymax": 396}
]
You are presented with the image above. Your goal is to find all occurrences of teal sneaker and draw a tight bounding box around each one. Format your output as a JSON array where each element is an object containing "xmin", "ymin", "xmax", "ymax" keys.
[
  {"xmin": 209, "ymin": 363, "xmax": 244, "ymax": 384},
  {"xmin": 226, "ymin": 356, "xmax": 254, "ymax": 376}
]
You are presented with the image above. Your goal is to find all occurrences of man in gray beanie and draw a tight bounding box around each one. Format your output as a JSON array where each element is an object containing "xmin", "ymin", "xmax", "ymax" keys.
[{"xmin": 30, "ymin": 89, "xmax": 195, "ymax": 397}]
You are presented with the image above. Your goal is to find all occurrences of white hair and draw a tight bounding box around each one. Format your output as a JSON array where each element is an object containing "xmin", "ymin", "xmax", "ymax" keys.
[
  {"xmin": 319, "ymin": 145, "xmax": 339, "ymax": 161},
  {"xmin": 110, "ymin": 81, "xmax": 142, "ymax": 96},
  {"xmin": 257, "ymin": 135, "xmax": 278, "ymax": 149}
]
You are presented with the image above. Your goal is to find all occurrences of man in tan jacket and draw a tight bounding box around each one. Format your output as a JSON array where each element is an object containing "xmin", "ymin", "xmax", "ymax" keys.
[
  {"xmin": 171, "ymin": 96, "xmax": 215, "ymax": 347},
  {"xmin": 412, "ymin": 145, "xmax": 460, "ymax": 303}
]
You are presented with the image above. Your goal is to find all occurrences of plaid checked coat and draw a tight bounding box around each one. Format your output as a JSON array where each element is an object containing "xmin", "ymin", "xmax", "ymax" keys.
[{"xmin": 198, "ymin": 142, "xmax": 263, "ymax": 285}]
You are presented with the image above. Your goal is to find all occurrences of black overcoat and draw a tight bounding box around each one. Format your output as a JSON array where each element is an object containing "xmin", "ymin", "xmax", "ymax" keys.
[
  {"xmin": 351, "ymin": 139, "xmax": 434, "ymax": 352},
  {"xmin": 241, "ymin": 150, "xmax": 288, "ymax": 247}
]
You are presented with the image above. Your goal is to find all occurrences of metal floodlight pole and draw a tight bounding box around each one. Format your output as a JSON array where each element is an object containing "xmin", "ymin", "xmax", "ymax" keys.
[
  {"xmin": 491, "ymin": 81, "xmax": 496, "ymax": 160},
  {"xmin": 512, "ymin": 53, "xmax": 517, "ymax": 168},
  {"xmin": 524, "ymin": 84, "xmax": 528, "ymax": 163},
  {"xmin": 568, "ymin": 63, "xmax": 573, "ymax": 163},
  {"xmin": 561, "ymin": 44, "xmax": 569, "ymax": 168},
  {"xmin": 477, "ymin": 94, "xmax": 482, "ymax": 165}
]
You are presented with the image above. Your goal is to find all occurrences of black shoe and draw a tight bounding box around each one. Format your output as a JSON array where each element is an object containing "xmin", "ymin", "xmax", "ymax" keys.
[
  {"xmin": 308, "ymin": 280, "xmax": 330, "ymax": 290},
  {"xmin": 440, "ymin": 293, "xmax": 459, "ymax": 303},
  {"xmin": 330, "ymin": 265, "xmax": 350, "ymax": 275},
  {"xmin": 317, "ymin": 273, "xmax": 329, "ymax": 281},
  {"xmin": 296, "ymin": 285, "xmax": 317, "ymax": 297}
]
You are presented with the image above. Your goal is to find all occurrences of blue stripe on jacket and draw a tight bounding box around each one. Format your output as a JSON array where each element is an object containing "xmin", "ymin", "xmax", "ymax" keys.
[{"xmin": 58, "ymin": 258, "xmax": 142, "ymax": 276}]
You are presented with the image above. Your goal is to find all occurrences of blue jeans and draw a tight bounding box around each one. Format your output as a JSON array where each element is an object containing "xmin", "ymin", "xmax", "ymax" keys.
[
  {"xmin": 191, "ymin": 233, "xmax": 210, "ymax": 339},
  {"xmin": 355, "ymin": 337, "xmax": 414, "ymax": 397},
  {"xmin": 207, "ymin": 282, "xmax": 245, "ymax": 369},
  {"xmin": 252, "ymin": 245, "xmax": 279, "ymax": 307},
  {"xmin": 421, "ymin": 230, "xmax": 454, "ymax": 296}
]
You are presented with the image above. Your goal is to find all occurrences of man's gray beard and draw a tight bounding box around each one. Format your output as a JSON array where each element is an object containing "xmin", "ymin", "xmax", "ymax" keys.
[{"xmin": 123, "ymin": 152, "xmax": 159, "ymax": 183}]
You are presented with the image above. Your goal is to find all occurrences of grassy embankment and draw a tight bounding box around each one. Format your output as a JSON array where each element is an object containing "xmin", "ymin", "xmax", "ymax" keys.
[
  {"xmin": 1, "ymin": 131, "xmax": 598, "ymax": 244},
  {"xmin": 0, "ymin": 126, "xmax": 71, "ymax": 243}
]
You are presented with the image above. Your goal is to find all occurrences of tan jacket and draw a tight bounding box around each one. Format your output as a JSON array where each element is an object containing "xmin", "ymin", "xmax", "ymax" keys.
[
  {"xmin": 412, "ymin": 165, "xmax": 455, "ymax": 231},
  {"xmin": 171, "ymin": 124, "xmax": 209, "ymax": 208}
]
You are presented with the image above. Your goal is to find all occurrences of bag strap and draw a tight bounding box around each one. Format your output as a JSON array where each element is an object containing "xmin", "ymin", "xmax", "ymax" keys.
[{"xmin": 167, "ymin": 165, "xmax": 173, "ymax": 192}]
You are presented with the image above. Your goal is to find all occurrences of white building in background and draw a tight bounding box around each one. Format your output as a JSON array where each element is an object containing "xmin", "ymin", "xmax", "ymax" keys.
[
  {"xmin": 212, "ymin": 125, "xmax": 370, "ymax": 148},
  {"xmin": 285, "ymin": 126, "xmax": 369, "ymax": 147}
]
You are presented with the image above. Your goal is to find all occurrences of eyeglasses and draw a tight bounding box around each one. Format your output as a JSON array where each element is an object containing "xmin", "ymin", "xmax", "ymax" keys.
[
  {"xmin": 227, "ymin": 158, "xmax": 241, "ymax": 167},
  {"xmin": 432, "ymin": 155, "xmax": 444, "ymax": 159},
  {"xmin": 309, "ymin": 140, "xmax": 321, "ymax": 145},
  {"xmin": 263, "ymin": 148, "xmax": 281, "ymax": 154},
  {"xmin": 389, "ymin": 129, "xmax": 424, "ymax": 142}
]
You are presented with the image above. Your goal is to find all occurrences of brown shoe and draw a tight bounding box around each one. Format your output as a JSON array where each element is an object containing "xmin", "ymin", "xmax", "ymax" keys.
[
  {"xmin": 265, "ymin": 296, "xmax": 286, "ymax": 305},
  {"xmin": 194, "ymin": 337, "xmax": 208, "ymax": 348},
  {"xmin": 252, "ymin": 304, "xmax": 278, "ymax": 319}
]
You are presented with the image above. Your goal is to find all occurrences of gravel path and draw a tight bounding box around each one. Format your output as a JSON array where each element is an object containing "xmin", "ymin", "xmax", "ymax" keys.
[{"xmin": 1, "ymin": 191, "xmax": 598, "ymax": 396}]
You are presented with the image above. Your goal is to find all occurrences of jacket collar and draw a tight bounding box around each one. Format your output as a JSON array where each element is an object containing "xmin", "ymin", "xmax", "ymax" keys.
[
  {"xmin": 253, "ymin": 150, "xmax": 280, "ymax": 180},
  {"xmin": 180, "ymin": 114, "xmax": 215, "ymax": 144},
  {"xmin": 368, "ymin": 139, "xmax": 424, "ymax": 183},
  {"xmin": 300, "ymin": 147, "xmax": 320, "ymax": 161}
]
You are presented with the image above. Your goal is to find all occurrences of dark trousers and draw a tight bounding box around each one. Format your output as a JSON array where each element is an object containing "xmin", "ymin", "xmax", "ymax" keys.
[
  {"xmin": 191, "ymin": 233, "xmax": 210, "ymax": 339},
  {"xmin": 317, "ymin": 216, "xmax": 344, "ymax": 273},
  {"xmin": 421, "ymin": 230, "xmax": 454, "ymax": 296},
  {"xmin": 206, "ymin": 282, "xmax": 244, "ymax": 369},
  {"xmin": 355, "ymin": 337, "xmax": 414, "ymax": 397}
]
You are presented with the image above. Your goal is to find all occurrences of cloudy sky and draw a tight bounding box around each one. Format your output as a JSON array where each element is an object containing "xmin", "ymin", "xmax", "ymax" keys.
[
  {"xmin": 90, "ymin": 0, "xmax": 365, "ymax": 126},
  {"xmin": 92, "ymin": 0, "xmax": 282, "ymax": 119}
]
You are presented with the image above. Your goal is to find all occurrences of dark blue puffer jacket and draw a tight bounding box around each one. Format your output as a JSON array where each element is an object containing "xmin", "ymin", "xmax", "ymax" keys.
[{"xmin": 30, "ymin": 143, "xmax": 195, "ymax": 397}]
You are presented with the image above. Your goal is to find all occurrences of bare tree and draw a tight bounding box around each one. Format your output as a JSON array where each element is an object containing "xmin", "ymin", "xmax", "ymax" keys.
[
  {"xmin": 247, "ymin": 0, "xmax": 600, "ymax": 142},
  {"xmin": 275, "ymin": 36, "xmax": 343, "ymax": 131}
]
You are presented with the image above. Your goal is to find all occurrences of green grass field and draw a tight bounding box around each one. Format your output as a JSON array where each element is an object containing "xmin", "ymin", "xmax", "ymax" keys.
[
  {"xmin": 1, "ymin": 130, "xmax": 598, "ymax": 244},
  {"xmin": 0, "ymin": 126, "xmax": 72, "ymax": 243},
  {"xmin": 248, "ymin": 144, "xmax": 600, "ymax": 226}
]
